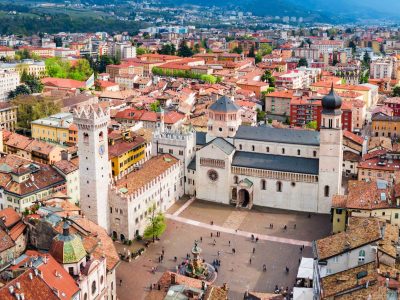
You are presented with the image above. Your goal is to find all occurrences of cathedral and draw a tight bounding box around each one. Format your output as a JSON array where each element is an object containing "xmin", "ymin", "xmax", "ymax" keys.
[
  {"xmin": 184, "ymin": 86, "xmax": 343, "ymax": 214},
  {"xmin": 74, "ymin": 86, "xmax": 343, "ymax": 241}
]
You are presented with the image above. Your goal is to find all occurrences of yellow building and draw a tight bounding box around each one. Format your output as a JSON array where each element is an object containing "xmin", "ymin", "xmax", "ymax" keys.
[
  {"xmin": 31, "ymin": 113, "xmax": 75, "ymax": 145},
  {"xmin": 371, "ymin": 114, "xmax": 400, "ymax": 138},
  {"xmin": 108, "ymin": 130, "xmax": 146, "ymax": 176},
  {"xmin": 331, "ymin": 180, "xmax": 400, "ymax": 233}
]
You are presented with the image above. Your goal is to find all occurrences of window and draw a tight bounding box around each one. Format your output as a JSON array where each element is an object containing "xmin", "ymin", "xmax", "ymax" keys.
[
  {"xmin": 281, "ymin": 148, "xmax": 285, "ymax": 154},
  {"xmin": 239, "ymin": 144, "xmax": 242, "ymax": 150},
  {"xmin": 358, "ymin": 250, "xmax": 366, "ymax": 263},
  {"xmin": 91, "ymin": 281, "xmax": 97, "ymax": 295},
  {"xmin": 297, "ymin": 149, "xmax": 301, "ymax": 156},
  {"xmin": 291, "ymin": 182, "xmax": 296, "ymax": 187},
  {"xmin": 333, "ymin": 256, "xmax": 339, "ymax": 263},
  {"xmin": 266, "ymin": 147, "xmax": 269, "ymax": 152},
  {"xmin": 313, "ymin": 151, "xmax": 317, "ymax": 157},
  {"xmin": 234, "ymin": 176, "xmax": 238, "ymax": 184},
  {"xmin": 83, "ymin": 132, "xmax": 89, "ymax": 143},
  {"xmin": 252, "ymin": 145, "xmax": 255, "ymax": 151},
  {"xmin": 169, "ymin": 149, "xmax": 173, "ymax": 154},
  {"xmin": 324, "ymin": 185, "xmax": 330, "ymax": 197},
  {"xmin": 395, "ymin": 213, "xmax": 399, "ymax": 219},
  {"xmin": 179, "ymin": 150, "xmax": 183, "ymax": 156},
  {"xmin": 261, "ymin": 179, "xmax": 266, "ymax": 190},
  {"xmin": 276, "ymin": 181, "xmax": 282, "ymax": 192}
]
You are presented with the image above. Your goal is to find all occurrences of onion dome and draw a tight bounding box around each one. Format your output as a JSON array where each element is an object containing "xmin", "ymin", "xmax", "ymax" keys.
[
  {"xmin": 49, "ymin": 221, "xmax": 86, "ymax": 264},
  {"xmin": 322, "ymin": 84, "xmax": 342, "ymax": 115},
  {"xmin": 208, "ymin": 95, "xmax": 240, "ymax": 113}
]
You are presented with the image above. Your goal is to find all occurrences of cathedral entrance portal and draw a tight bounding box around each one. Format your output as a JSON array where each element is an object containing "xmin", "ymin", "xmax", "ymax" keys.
[{"xmin": 238, "ymin": 189, "xmax": 250, "ymax": 208}]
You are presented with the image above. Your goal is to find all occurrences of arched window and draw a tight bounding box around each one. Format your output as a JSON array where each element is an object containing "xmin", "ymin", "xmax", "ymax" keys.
[
  {"xmin": 313, "ymin": 150, "xmax": 317, "ymax": 157},
  {"xmin": 324, "ymin": 185, "xmax": 330, "ymax": 197},
  {"xmin": 233, "ymin": 176, "xmax": 238, "ymax": 184},
  {"xmin": 83, "ymin": 132, "xmax": 89, "ymax": 143},
  {"xmin": 84, "ymin": 293, "xmax": 88, "ymax": 300},
  {"xmin": 358, "ymin": 249, "xmax": 365, "ymax": 263},
  {"xmin": 282, "ymin": 148, "xmax": 285, "ymax": 154},
  {"xmin": 276, "ymin": 181, "xmax": 282, "ymax": 192},
  {"xmin": 261, "ymin": 179, "xmax": 266, "ymax": 190},
  {"xmin": 266, "ymin": 147, "xmax": 269, "ymax": 153},
  {"xmin": 297, "ymin": 149, "xmax": 301, "ymax": 156},
  {"xmin": 100, "ymin": 275, "xmax": 104, "ymax": 284},
  {"xmin": 239, "ymin": 144, "xmax": 242, "ymax": 150},
  {"xmin": 252, "ymin": 145, "xmax": 255, "ymax": 151},
  {"xmin": 91, "ymin": 281, "xmax": 97, "ymax": 295},
  {"xmin": 99, "ymin": 131, "xmax": 104, "ymax": 142}
]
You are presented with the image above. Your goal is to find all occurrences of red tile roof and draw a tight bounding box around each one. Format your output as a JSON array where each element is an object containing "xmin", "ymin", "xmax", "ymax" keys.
[
  {"xmin": 42, "ymin": 77, "xmax": 86, "ymax": 89},
  {"xmin": 0, "ymin": 207, "xmax": 21, "ymax": 228},
  {"xmin": 343, "ymin": 130, "xmax": 364, "ymax": 145}
]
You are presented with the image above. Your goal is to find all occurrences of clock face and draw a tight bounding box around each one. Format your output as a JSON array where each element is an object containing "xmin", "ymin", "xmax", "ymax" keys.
[
  {"xmin": 99, "ymin": 144, "xmax": 105, "ymax": 156},
  {"xmin": 207, "ymin": 169, "xmax": 218, "ymax": 182}
]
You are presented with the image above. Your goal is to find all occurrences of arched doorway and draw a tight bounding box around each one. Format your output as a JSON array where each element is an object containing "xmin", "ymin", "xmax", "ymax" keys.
[
  {"xmin": 112, "ymin": 231, "xmax": 117, "ymax": 239},
  {"xmin": 238, "ymin": 189, "xmax": 250, "ymax": 207},
  {"xmin": 120, "ymin": 234, "xmax": 125, "ymax": 242}
]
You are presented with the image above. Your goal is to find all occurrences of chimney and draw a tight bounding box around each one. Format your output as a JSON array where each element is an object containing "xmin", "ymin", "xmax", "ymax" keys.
[
  {"xmin": 20, "ymin": 294, "xmax": 25, "ymax": 300},
  {"xmin": 28, "ymin": 273, "xmax": 33, "ymax": 280},
  {"xmin": 8, "ymin": 286, "xmax": 14, "ymax": 294},
  {"xmin": 15, "ymin": 282, "xmax": 20, "ymax": 289}
]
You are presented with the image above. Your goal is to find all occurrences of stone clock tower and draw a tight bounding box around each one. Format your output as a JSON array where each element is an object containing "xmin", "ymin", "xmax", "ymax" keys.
[{"xmin": 74, "ymin": 105, "xmax": 110, "ymax": 232}]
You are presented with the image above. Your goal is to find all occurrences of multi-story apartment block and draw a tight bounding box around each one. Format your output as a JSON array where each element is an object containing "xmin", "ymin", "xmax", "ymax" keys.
[
  {"xmin": 370, "ymin": 57, "xmax": 398, "ymax": 79},
  {"xmin": 0, "ymin": 70, "xmax": 19, "ymax": 101},
  {"xmin": 31, "ymin": 113, "xmax": 77, "ymax": 146},
  {"xmin": 0, "ymin": 102, "xmax": 17, "ymax": 131},
  {"xmin": 0, "ymin": 60, "xmax": 46, "ymax": 78}
]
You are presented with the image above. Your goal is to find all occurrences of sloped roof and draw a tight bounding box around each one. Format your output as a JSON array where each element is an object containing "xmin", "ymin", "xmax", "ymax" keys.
[
  {"xmin": 208, "ymin": 96, "xmax": 240, "ymax": 113},
  {"xmin": 232, "ymin": 151, "xmax": 319, "ymax": 175},
  {"xmin": 206, "ymin": 138, "xmax": 235, "ymax": 155},
  {"xmin": 235, "ymin": 125, "xmax": 320, "ymax": 146}
]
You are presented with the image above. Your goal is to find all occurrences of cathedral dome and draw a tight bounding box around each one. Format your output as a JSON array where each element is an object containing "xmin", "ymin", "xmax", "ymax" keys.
[
  {"xmin": 208, "ymin": 96, "xmax": 240, "ymax": 113},
  {"xmin": 322, "ymin": 84, "xmax": 342, "ymax": 115},
  {"xmin": 49, "ymin": 221, "xmax": 86, "ymax": 264}
]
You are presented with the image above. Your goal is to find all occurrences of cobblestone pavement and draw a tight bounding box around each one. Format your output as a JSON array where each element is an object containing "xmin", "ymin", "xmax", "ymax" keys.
[{"xmin": 115, "ymin": 199, "xmax": 331, "ymax": 300}]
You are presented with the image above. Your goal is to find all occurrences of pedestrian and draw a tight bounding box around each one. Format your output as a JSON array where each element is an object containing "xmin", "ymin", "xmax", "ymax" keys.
[
  {"xmin": 200, "ymin": 236, "xmax": 202, "ymax": 242},
  {"xmin": 211, "ymin": 220, "xmax": 214, "ymax": 225},
  {"xmin": 285, "ymin": 266, "xmax": 289, "ymax": 273},
  {"xmin": 249, "ymin": 258, "xmax": 252, "ymax": 264},
  {"xmin": 255, "ymin": 237, "xmax": 259, "ymax": 243},
  {"xmin": 300, "ymin": 246, "xmax": 303, "ymax": 252},
  {"xmin": 232, "ymin": 248, "xmax": 235, "ymax": 254},
  {"xmin": 217, "ymin": 250, "xmax": 220, "ymax": 256},
  {"xmin": 271, "ymin": 223, "xmax": 273, "ymax": 229},
  {"xmin": 161, "ymin": 254, "xmax": 164, "ymax": 262},
  {"xmin": 294, "ymin": 224, "xmax": 297, "ymax": 229},
  {"xmin": 174, "ymin": 256, "xmax": 177, "ymax": 262},
  {"xmin": 251, "ymin": 234, "xmax": 254, "ymax": 241},
  {"xmin": 215, "ymin": 267, "xmax": 218, "ymax": 273},
  {"xmin": 284, "ymin": 225, "xmax": 287, "ymax": 230},
  {"xmin": 263, "ymin": 264, "xmax": 266, "ymax": 272},
  {"xmin": 298, "ymin": 258, "xmax": 301, "ymax": 264},
  {"xmin": 158, "ymin": 256, "xmax": 161, "ymax": 263},
  {"xmin": 150, "ymin": 283, "xmax": 152, "ymax": 291},
  {"xmin": 162, "ymin": 247, "xmax": 165, "ymax": 255},
  {"xmin": 228, "ymin": 240, "xmax": 231, "ymax": 246},
  {"xmin": 213, "ymin": 239, "xmax": 216, "ymax": 245},
  {"xmin": 308, "ymin": 213, "xmax": 311, "ymax": 218},
  {"xmin": 120, "ymin": 279, "xmax": 122, "ymax": 286},
  {"xmin": 252, "ymin": 247, "xmax": 255, "ymax": 254},
  {"xmin": 211, "ymin": 232, "xmax": 213, "ymax": 237}
]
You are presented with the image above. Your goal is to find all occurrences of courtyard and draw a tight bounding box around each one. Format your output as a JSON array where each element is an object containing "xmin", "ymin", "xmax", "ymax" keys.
[{"xmin": 115, "ymin": 199, "xmax": 331, "ymax": 300}]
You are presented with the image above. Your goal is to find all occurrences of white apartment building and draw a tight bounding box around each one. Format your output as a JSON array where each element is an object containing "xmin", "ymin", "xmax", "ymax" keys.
[
  {"xmin": 370, "ymin": 57, "xmax": 397, "ymax": 79},
  {"xmin": 0, "ymin": 70, "xmax": 19, "ymax": 101},
  {"xmin": 109, "ymin": 42, "xmax": 136, "ymax": 60},
  {"xmin": 0, "ymin": 60, "xmax": 46, "ymax": 78},
  {"xmin": 311, "ymin": 40, "xmax": 344, "ymax": 54}
]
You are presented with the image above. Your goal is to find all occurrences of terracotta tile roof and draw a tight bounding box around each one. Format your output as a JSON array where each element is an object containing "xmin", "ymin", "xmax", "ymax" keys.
[
  {"xmin": 0, "ymin": 227, "xmax": 14, "ymax": 252},
  {"xmin": 358, "ymin": 156, "xmax": 400, "ymax": 172},
  {"xmin": 114, "ymin": 154, "xmax": 179, "ymax": 195},
  {"xmin": 343, "ymin": 151, "xmax": 361, "ymax": 162},
  {"xmin": 9, "ymin": 221, "xmax": 26, "ymax": 241},
  {"xmin": 343, "ymin": 130, "xmax": 364, "ymax": 145},
  {"xmin": 0, "ymin": 269, "xmax": 59, "ymax": 300},
  {"xmin": 108, "ymin": 135, "xmax": 145, "ymax": 159},
  {"xmin": 331, "ymin": 180, "xmax": 392, "ymax": 210},
  {"xmin": 42, "ymin": 77, "xmax": 85, "ymax": 89},
  {"xmin": 14, "ymin": 250, "xmax": 80, "ymax": 299},
  {"xmin": 265, "ymin": 90, "xmax": 294, "ymax": 98},
  {"xmin": 321, "ymin": 262, "xmax": 378, "ymax": 299},
  {"xmin": 53, "ymin": 160, "xmax": 78, "ymax": 175},
  {"xmin": 315, "ymin": 218, "xmax": 381, "ymax": 260},
  {"xmin": 311, "ymin": 81, "xmax": 371, "ymax": 91},
  {"xmin": 0, "ymin": 207, "xmax": 21, "ymax": 228}
]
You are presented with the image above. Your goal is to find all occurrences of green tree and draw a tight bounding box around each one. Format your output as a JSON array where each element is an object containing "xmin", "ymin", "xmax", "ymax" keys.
[
  {"xmin": 177, "ymin": 41, "xmax": 193, "ymax": 57},
  {"xmin": 11, "ymin": 95, "xmax": 61, "ymax": 129},
  {"xmin": 261, "ymin": 70, "xmax": 275, "ymax": 87},
  {"xmin": 248, "ymin": 45, "xmax": 255, "ymax": 58},
  {"xmin": 98, "ymin": 55, "xmax": 115, "ymax": 73},
  {"xmin": 231, "ymin": 46, "xmax": 243, "ymax": 54},
  {"xmin": 298, "ymin": 57, "xmax": 308, "ymax": 67},
  {"xmin": 392, "ymin": 86, "xmax": 400, "ymax": 97},
  {"xmin": 158, "ymin": 43, "xmax": 176, "ymax": 56},
  {"xmin": 258, "ymin": 44, "xmax": 273, "ymax": 56},
  {"xmin": 45, "ymin": 57, "xmax": 70, "ymax": 78},
  {"xmin": 8, "ymin": 85, "xmax": 31, "ymax": 99},
  {"xmin": 363, "ymin": 52, "xmax": 371, "ymax": 67},
  {"xmin": 54, "ymin": 37, "xmax": 63, "ymax": 47},
  {"xmin": 150, "ymin": 101, "xmax": 160, "ymax": 112},
  {"xmin": 193, "ymin": 44, "xmax": 201, "ymax": 54},
  {"xmin": 306, "ymin": 120, "xmax": 318, "ymax": 130},
  {"xmin": 25, "ymin": 77, "xmax": 44, "ymax": 94},
  {"xmin": 143, "ymin": 204, "xmax": 166, "ymax": 242},
  {"xmin": 256, "ymin": 108, "xmax": 266, "ymax": 122},
  {"xmin": 136, "ymin": 47, "xmax": 147, "ymax": 56},
  {"xmin": 69, "ymin": 59, "xmax": 93, "ymax": 81}
]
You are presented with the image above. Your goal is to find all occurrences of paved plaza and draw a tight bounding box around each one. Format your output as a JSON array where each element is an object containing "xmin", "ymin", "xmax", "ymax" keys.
[{"xmin": 115, "ymin": 199, "xmax": 331, "ymax": 300}]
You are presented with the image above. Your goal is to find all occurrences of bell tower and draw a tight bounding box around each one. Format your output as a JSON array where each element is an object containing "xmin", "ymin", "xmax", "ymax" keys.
[
  {"xmin": 74, "ymin": 105, "xmax": 110, "ymax": 232},
  {"xmin": 318, "ymin": 84, "xmax": 343, "ymax": 213}
]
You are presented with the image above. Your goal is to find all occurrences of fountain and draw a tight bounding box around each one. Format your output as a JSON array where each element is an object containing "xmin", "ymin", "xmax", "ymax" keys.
[{"xmin": 178, "ymin": 240, "xmax": 217, "ymax": 283}]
